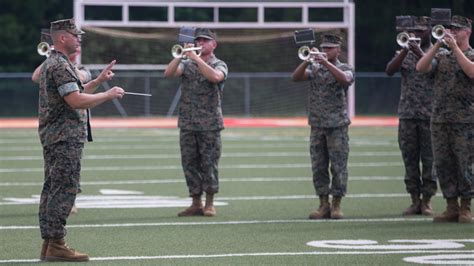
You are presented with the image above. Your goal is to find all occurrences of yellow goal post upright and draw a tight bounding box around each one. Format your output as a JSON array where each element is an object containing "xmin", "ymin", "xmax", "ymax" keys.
[{"xmin": 73, "ymin": 0, "xmax": 356, "ymax": 118}]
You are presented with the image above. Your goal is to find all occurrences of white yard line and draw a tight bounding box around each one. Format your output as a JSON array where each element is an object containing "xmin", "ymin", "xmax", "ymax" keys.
[
  {"xmin": 0, "ymin": 217, "xmax": 438, "ymax": 230},
  {"xmin": 0, "ymin": 151, "xmax": 400, "ymax": 161},
  {"xmin": 0, "ymin": 162, "xmax": 403, "ymax": 173},
  {"xmin": 1, "ymin": 249, "xmax": 473, "ymax": 264},
  {"xmin": 0, "ymin": 176, "xmax": 403, "ymax": 187},
  {"xmin": 0, "ymin": 141, "xmax": 398, "ymax": 151},
  {"xmin": 0, "ymin": 193, "xmax": 439, "ymax": 207}
]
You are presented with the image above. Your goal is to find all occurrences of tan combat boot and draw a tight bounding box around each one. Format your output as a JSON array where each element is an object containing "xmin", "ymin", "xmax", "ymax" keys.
[
  {"xmin": 203, "ymin": 194, "xmax": 216, "ymax": 217},
  {"xmin": 40, "ymin": 239, "xmax": 49, "ymax": 261},
  {"xmin": 403, "ymin": 193, "xmax": 421, "ymax": 215},
  {"xmin": 433, "ymin": 197, "xmax": 459, "ymax": 223},
  {"xmin": 70, "ymin": 204, "xmax": 78, "ymax": 215},
  {"xmin": 44, "ymin": 239, "xmax": 89, "ymax": 262},
  {"xmin": 309, "ymin": 195, "xmax": 330, "ymax": 219},
  {"xmin": 178, "ymin": 195, "xmax": 204, "ymax": 216},
  {"xmin": 330, "ymin": 196, "xmax": 344, "ymax": 219},
  {"xmin": 420, "ymin": 195, "xmax": 433, "ymax": 216},
  {"xmin": 458, "ymin": 198, "xmax": 472, "ymax": 223}
]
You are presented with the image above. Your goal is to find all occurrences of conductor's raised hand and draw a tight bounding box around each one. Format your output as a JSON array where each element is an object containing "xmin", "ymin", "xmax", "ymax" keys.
[
  {"xmin": 97, "ymin": 60, "xmax": 116, "ymax": 83},
  {"xmin": 106, "ymin": 86, "xmax": 125, "ymax": 99}
]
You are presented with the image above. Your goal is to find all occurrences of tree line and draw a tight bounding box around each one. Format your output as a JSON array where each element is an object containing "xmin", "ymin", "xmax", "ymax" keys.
[{"xmin": 1, "ymin": 0, "xmax": 473, "ymax": 72}]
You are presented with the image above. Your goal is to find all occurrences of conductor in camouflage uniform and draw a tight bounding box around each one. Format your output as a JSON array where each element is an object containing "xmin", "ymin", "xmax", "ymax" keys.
[
  {"xmin": 386, "ymin": 16, "xmax": 437, "ymax": 216},
  {"xmin": 292, "ymin": 34, "xmax": 354, "ymax": 219},
  {"xmin": 38, "ymin": 18, "xmax": 125, "ymax": 262},
  {"xmin": 417, "ymin": 15, "xmax": 474, "ymax": 223},
  {"xmin": 164, "ymin": 28, "xmax": 228, "ymax": 217},
  {"xmin": 33, "ymin": 40, "xmax": 92, "ymax": 216}
]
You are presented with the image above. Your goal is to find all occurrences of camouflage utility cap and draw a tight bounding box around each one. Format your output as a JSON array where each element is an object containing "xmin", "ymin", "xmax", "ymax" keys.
[
  {"xmin": 195, "ymin": 28, "xmax": 216, "ymax": 40},
  {"xmin": 320, "ymin": 34, "xmax": 342, "ymax": 48},
  {"xmin": 50, "ymin": 18, "xmax": 84, "ymax": 35},
  {"xmin": 451, "ymin": 15, "xmax": 472, "ymax": 29},
  {"xmin": 414, "ymin": 16, "xmax": 431, "ymax": 31}
]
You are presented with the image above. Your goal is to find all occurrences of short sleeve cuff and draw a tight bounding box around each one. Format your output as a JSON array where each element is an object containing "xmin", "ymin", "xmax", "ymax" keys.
[
  {"xmin": 344, "ymin": 71, "xmax": 354, "ymax": 83},
  {"xmin": 58, "ymin": 82, "xmax": 79, "ymax": 97},
  {"xmin": 215, "ymin": 65, "xmax": 228, "ymax": 79},
  {"xmin": 306, "ymin": 65, "xmax": 314, "ymax": 79}
]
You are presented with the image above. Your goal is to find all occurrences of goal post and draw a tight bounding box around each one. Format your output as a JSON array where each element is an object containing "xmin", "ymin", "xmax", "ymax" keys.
[{"xmin": 73, "ymin": 0, "xmax": 356, "ymax": 118}]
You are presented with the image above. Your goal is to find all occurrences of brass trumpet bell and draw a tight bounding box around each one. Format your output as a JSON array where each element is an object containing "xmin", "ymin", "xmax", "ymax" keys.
[
  {"xmin": 432, "ymin": 24, "xmax": 446, "ymax": 40},
  {"xmin": 297, "ymin": 46, "xmax": 327, "ymax": 61},
  {"xmin": 396, "ymin": 32, "xmax": 421, "ymax": 48},
  {"xmin": 37, "ymin": 42, "xmax": 51, "ymax": 57},
  {"xmin": 171, "ymin": 44, "xmax": 202, "ymax": 59}
]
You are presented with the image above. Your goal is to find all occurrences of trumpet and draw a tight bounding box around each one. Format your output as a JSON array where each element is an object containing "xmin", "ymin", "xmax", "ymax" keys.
[
  {"xmin": 37, "ymin": 42, "xmax": 52, "ymax": 57},
  {"xmin": 432, "ymin": 24, "xmax": 446, "ymax": 40},
  {"xmin": 298, "ymin": 46, "xmax": 327, "ymax": 62},
  {"xmin": 171, "ymin": 44, "xmax": 202, "ymax": 59},
  {"xmin": 396, "ymin": 32, "xmax": 421, "ymax": 48}
]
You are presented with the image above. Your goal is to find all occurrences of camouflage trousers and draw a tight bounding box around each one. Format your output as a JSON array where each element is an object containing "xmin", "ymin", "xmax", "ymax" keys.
[
  {"xmin": 310, "ymin": 126, "xmax": 349, "ymax": 197},
  {"xmin": 431, "ymin": 123, "xmax": 473, "ymax": 199},
  {"xmin": 39, "ymin": 142, "xmax": 83, "ymax": 240},
  {"xmin": 398, "ymin": 119, "xmax": 437, "ymax": 196},
  {"xmin": 180, "ymin": 129, "xmax": 221, "ymax": 196}
]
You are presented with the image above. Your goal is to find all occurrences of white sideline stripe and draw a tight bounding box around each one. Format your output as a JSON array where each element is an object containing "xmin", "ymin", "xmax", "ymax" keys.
[
  {"xmin": 1, "ymin": 250, "xmax": 473, "ymax": 264},
  {"xmin": 0, "ymin": 176, "xmax": 404, "ymax": 187},
  {"xmin": 0, "ymin": 152, "xmax": 400, "ymax": 161},
  {"xmin": 0, "ymin": 162, "xmax": 403, "ymax": 173},
  {"xmin": 0, "ymin": 217, "xmax": 437, "ymax": 230}
]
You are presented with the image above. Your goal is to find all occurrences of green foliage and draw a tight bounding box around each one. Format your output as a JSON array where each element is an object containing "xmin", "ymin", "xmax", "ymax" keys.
[
  {"xmin": 2, "ymin": 0, "xmax": 474, "ymax": 72},
  {"xmin": 0, "ymin": 0, "xmax": 72, "ymax": 72}
]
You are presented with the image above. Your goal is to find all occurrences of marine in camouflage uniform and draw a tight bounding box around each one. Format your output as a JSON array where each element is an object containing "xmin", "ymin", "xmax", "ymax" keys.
[
  {"xmin": 292, "ymin": 34, "xmax": 354, "ymax": 219},
  {"xmin": 416, "ymin": 15, "xmax": 474, "ymax": 223},
  {"xmin": 164, "ymin": 28, "xmax": 228, "ymax": 217},
  {"xmin": 33, "ymin": 46, "xmax": 93, "ymax": 215},
  {"xmin": 38, "ymin": 18, "xmax": 125, "ymax": 261},
  {"xmin": 386, "ymin": 16, "xmax": 437, "ymax": 216}
]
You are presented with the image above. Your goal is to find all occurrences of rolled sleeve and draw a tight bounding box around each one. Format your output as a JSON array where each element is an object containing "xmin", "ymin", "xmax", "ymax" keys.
[
  {"xmin": 344, "ymin": 70, "xmax": 354, "ymax": 84},
  {"xmin": 306, "ymin": 65, "xmax": 315, "ymax": 79},
  {"xmin": 58, "ymin": 82, "xmax": 80, "ymax": 97},
  {"xmin": 215, "ymin": 62, "xmax": 228, "ymax": 80}
]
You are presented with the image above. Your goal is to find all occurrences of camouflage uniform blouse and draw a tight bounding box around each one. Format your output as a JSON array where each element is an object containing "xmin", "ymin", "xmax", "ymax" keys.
[
  {"xmin": 178, "ymin": 55, "xmax": 228, "ymax": 131},
  {"xmin": 396, "ymin": 49, "xmax": 435, "ymax": 119},
  {"xmin": 38, "ymin": 50, "xmax": 87, "ymax": 146},
  {"xmin": 432, "ymin": 47, "xmax": 474, "ymax": 123},
  {"xmin": 306, "ymin": 60, "xmax": 354, "ymax": 128}
]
